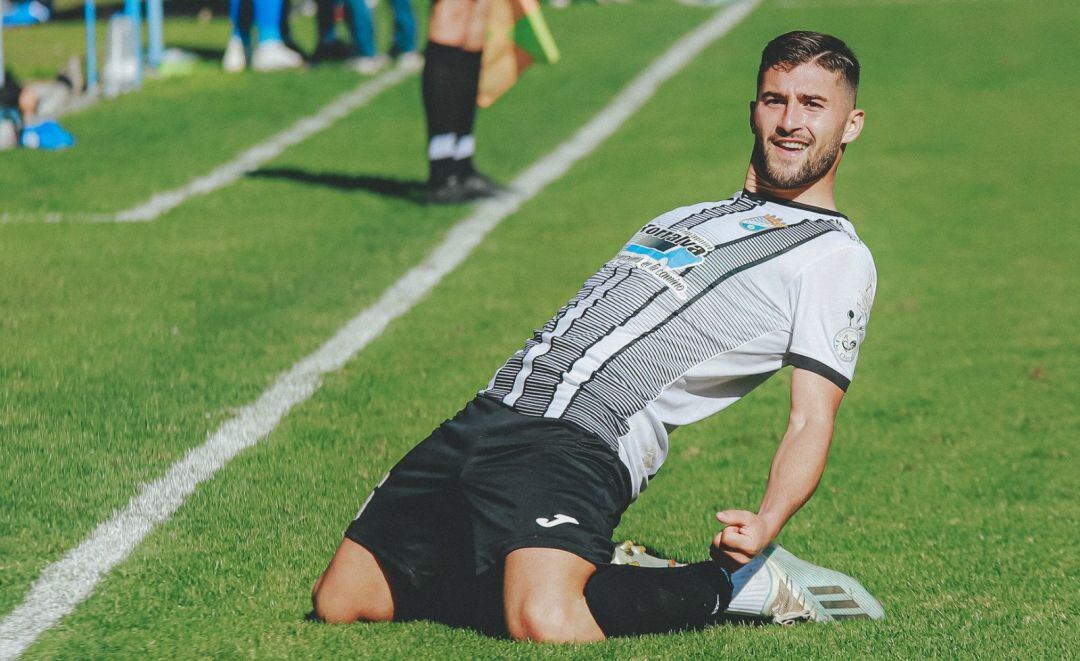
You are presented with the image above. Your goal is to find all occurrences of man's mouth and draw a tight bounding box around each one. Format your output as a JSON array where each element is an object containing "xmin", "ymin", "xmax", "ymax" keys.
[{"xmin": 772, "ymin": 139, "xmax": 810, "ymax": 153}]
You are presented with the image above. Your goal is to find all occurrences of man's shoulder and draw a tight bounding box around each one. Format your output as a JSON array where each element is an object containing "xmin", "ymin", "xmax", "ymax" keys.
[
  {"xmin": 790, "ymin": 235, "xmax": 877, "ymax": 291},
  {"xmin": 651, "ymin": 192, "xmax": 759, "ymax": 225}
]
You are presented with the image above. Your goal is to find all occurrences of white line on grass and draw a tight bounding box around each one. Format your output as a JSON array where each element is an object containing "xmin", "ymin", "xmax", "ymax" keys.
[
  {"xmin": 0, "ymin": 64, "xmax": 417, "ymax": 226},
  {"xmin": 0, "ymin": 2, "xmax": 760, "ymax": 657},
  {"xmin": 114, "ymin": 63, "xmax": 420, "ymax": 223}
]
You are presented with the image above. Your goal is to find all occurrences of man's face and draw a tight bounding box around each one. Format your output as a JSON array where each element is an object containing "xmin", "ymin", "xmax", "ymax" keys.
[{"xmin": 750, "ymin": 62, "xmax": 861, "ymax": 189}]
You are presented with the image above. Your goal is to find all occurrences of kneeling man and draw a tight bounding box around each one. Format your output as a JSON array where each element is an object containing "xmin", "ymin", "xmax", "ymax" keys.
[{"xmin": 313, "ymin": 31, "xmax": 880, "ymax": 641}]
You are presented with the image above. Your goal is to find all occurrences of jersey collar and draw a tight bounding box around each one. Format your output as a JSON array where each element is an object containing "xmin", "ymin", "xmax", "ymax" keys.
[{"xmin": 740, "ymin": 189, "xmax": 850, "ymax": 221}]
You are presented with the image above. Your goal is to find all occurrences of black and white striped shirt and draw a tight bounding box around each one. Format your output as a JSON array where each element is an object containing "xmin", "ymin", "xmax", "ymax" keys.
[{"xmin": 482, "ymin": 190, "xmax": 877, "ymax": 497}]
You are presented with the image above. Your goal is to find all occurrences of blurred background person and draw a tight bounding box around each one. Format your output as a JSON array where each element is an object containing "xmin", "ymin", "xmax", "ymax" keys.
[
  {"xmin": 311, "ymin": 0, "xmax": 419, "ymax": 74},
  {"xmin": 2, "ymin": 0, "xmax": 51, "ymax": 26},
  {"xmin": 223, "ymin": 0, "xmax": 303, "ymax": 72},
  {"xmin": 0, "ymin": 61, "xmax": 78, "ymax": 149}
]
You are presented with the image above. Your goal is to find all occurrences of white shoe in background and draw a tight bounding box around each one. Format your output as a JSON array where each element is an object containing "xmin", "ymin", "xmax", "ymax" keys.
[
  {"xmin": 348, "ymin": 54, "xmax": 389, "ymax": 75},
  {"xmin": 395, "ymin": 51, "xmax": 423, "ymax": 72},
  {"xmin": 251, "ymin": 40, "xmax": 303, "ymax": 72},
  {"xmin": 222, "ymin": 36, "xmax": 248, "ymax": 73}
]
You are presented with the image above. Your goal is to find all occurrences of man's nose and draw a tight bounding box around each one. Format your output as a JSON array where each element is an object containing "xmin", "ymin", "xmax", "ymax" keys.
[{"xmin": 777, "ymin": 101, "xmax": 803, "ymax": 133}]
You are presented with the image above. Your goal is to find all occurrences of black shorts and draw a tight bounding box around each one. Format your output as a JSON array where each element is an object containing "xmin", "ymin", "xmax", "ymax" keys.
[{"xmin": 345, "ymin": 395, "xmax": 632, "ymax": 594}]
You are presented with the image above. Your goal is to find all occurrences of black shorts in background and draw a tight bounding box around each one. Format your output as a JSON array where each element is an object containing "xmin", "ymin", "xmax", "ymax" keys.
[{"xmin": 345, "ymin": 395, "xmax": 632, "ymax": 595}]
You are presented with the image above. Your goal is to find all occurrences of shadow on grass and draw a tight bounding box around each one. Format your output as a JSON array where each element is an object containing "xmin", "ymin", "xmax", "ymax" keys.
[
  {"xmin": 166, "ymin": 45, "xmax": 226, "ymax": 62},
  {"xmin": 249, "ymin": 167, "xmax": 428, "ymax": 204}
]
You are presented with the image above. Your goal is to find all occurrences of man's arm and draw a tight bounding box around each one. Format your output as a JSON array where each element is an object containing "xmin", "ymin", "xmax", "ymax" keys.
[{"xmin": 711, "ymin": 367, "xmax": 845, "ymax": 567}]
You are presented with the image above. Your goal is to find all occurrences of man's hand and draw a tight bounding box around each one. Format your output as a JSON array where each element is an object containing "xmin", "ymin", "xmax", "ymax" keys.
[{"xmin": 710, "ymin": 510, "xmax": 772, "ymax": 571}]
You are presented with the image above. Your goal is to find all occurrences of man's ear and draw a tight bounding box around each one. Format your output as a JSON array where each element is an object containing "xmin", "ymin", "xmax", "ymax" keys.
[
  {"xmin": 841, "ymin": 108, "xmax": 865, "ymax": 145},
  {"xmin": 748, "ymin": 100, "xmax": 757, "ymax": 133}
]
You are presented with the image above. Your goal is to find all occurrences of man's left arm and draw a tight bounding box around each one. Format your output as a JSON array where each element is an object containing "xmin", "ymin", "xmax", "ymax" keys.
[{"xmin": 711, "ymin": 368, "xmax": 843, "ymax": 567}]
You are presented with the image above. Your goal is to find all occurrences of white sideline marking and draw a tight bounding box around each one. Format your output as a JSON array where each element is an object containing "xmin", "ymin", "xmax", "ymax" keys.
[
  {"xmin": 114, "ymin": 64, "xmax": 419, "ymax": 223},
  {"xmin": 0, "ymin": 212, "xmax": 112, "ymax": 224},
  {"xmin": 0, "ymin": 2, "xmax": 759, "ymax": 657},
  {"xmin": 0, "ymin": 64, "xmax": 416, "ymax": 226}
]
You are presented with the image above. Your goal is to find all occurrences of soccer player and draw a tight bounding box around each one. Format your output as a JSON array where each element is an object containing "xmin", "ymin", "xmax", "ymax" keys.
[
  {"xmin": 421, "ymin": 0, "xmax": 506, "ymax": 203},
  {"xmin": 312, "ymin": 31, "xmax": 879, "ymax": 640}
]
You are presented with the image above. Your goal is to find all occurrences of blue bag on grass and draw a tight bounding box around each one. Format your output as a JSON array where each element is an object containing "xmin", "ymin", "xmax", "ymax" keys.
[{"xmin": 20, "ymin": 119, "xmax": 74, "ymax": 150}]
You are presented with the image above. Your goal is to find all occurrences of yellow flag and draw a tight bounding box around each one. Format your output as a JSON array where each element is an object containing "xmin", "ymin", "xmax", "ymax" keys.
[{"xmin": 478, "ymin": 0, "xmax": 560, "ymax": 108}]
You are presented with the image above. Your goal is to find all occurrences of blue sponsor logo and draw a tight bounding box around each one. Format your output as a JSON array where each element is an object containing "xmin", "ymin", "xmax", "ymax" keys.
[{"xmin": 623, "ymin": 242, "xmax": 702, "ymax": 269}]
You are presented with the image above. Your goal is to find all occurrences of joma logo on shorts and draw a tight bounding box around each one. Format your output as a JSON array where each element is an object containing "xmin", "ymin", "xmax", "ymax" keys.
[{"xmin": 535, "ymin": 514, "xmax": 579, "ymax": 528}]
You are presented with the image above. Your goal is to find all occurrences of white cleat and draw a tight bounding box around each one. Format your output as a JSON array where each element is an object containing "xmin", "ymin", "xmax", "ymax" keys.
[
  {"xmin": 395, "ymin": 51, "xmax": 424, "ymax": 72},
  {"xmin": 222, "ymin": 36, "xmax": 248, "ymax": 73},
  {"xmin": 348, "ymin": 54, "xmax": 389, "ymax": 75},
  {"xmin": 251, "ymin": 41, "xmax": 303, "ymax": 72},
  {"xmin": 726, "ymin": 544, "xmax": 885, "ymax": 625},
  {"xmin": 611, "ymin": 540, "xmax": 685, "ymax": 568}
]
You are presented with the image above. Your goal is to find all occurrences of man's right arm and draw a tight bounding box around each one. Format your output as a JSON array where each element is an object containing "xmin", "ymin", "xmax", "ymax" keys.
[{"xmin": 711, "ymin": 368, "xmax": 843, "ymax": 569}]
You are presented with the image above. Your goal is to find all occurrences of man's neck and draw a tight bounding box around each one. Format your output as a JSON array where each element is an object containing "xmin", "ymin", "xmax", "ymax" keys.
[{"xmin": 743, "ymin": 166, "xmax": 839, "ymax": 212}]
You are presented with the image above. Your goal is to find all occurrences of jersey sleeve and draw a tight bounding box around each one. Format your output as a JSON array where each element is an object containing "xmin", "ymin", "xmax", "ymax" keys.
[{"xmin": 786, "ymin": 245, "xmax": 877, "ymax": 391}]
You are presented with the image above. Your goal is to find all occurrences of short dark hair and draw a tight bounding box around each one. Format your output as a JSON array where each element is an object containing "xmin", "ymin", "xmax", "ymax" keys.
[{"xmin": 757, "ymin": 31, "xmax": 860, "ymax": 96}]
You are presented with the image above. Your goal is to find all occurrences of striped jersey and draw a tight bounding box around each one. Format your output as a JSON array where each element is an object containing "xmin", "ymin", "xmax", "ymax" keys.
[{"xmin": 481, "ymin": 190, "xmax": 877, "ymax": 499}]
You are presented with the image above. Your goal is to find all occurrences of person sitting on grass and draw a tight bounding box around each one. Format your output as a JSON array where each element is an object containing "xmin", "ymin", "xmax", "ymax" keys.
[
  {"xmin": 311, "ymin": 31, "xmax": 884, "ymax": 640},
  {"xmin": 0, "ymin": 60, "xmax": 78, "ymax": 150}
]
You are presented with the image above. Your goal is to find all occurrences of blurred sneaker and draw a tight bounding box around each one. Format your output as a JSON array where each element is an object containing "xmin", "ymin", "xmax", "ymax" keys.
[
  {"xmin": 461, "ymin": 170, "xmax": 509, "ymax": 199},
  {"xmin": 395, "ymin": 51, "xmax": 423, "ymax": 72},
  {"xmin": 251, "ymin": 40, "xmax": 303, "ymax": 72},
  {"xmin": 222, "ymin": 36, "xmax": 248, "ymax": 73},
  {"xmin": 3, "ymin": 0, "xmax": 50, "ymax": 25},
  {"xmin": 20, "ymin": 120, "xmax": 75, "ymax": 150},
  {"xmin": 1, "ymin": 119, "xmax": 19, "ymax": 150},
  {"xmin": 348, "ymin": 54, "xmax": 389, "ymax": 75},
  {"xmin": 426, "ymin": 175, "xmax": 470, "ymax": 204},
  {"xmin": 611, "ymin": 540, "xmax": 684, "ymax": 568},
  {"xmin": 725, "ymin": 544, "xmax": 885, "ymax": 625}
]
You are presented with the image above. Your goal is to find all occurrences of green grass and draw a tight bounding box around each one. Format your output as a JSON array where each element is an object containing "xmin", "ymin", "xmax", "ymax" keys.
[{"xmin": 2, "ymin": 0, "xmax": 1078, "ymax": 658}]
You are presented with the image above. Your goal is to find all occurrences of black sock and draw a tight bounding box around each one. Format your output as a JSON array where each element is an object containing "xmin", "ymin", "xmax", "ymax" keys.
[
  {"xmin": 422, "ymin": 42, "xmax": 469, "ymax": 187},
  {"xmin": 584, "ymin": 561, "xmax": 732, "ymax": 637},
  {"xmin": 452, "ymin": 49, "xmax": 482, "ymax": 178}
]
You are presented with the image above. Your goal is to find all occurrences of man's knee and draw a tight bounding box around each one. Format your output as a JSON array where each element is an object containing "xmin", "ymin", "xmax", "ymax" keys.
[
  {"xmin": 311, "ymin": 575, "xmax": 384, "ymax": 624},
  {"xmin": 506, "ymin": 598, "xmax": 585, "ymax": 643},
  {"xmin": 503, "ymin": 547, "xmax": 604, "ymax": 642},
  {"xmin": 310, "ymin": 539, "xmax": 396, "ymax": 624}
]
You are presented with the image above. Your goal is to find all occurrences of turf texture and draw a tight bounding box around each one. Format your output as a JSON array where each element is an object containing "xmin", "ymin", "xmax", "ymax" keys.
[{"xmin": 0, "ymin": 0, "xmax": 1076, "ymax": 657}]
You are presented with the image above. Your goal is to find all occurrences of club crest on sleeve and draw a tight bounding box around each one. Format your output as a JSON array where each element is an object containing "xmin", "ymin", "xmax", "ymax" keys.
[
  {"xmin": 832, "ymin": 284, "xmax": 873, "ymax": 363},
  {"xmin": 739, "ymin": 213, "xmax": 785, "ymax": 232},
  {"xmin": 832, "ymin": 325, "xmax": 861, "ymax": 362}
]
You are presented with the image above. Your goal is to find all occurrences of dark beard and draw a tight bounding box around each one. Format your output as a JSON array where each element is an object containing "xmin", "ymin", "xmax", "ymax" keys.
[{"xmin": 751, "ymin": 136, "xmax": 840, "ymax": 189}]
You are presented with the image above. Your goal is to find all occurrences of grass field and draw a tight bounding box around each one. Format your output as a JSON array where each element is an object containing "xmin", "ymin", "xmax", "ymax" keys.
[{"xmin": 1, "ymin": 0, "xmax": 1077, "ymax": 657}]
